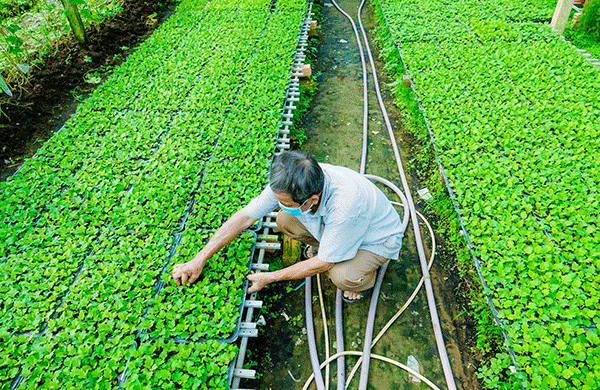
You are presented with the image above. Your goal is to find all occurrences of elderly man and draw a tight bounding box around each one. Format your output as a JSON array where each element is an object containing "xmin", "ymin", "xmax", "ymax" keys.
[{"xmin": 172, "ymin": 151, "xmax": 403, "ymax": 302}]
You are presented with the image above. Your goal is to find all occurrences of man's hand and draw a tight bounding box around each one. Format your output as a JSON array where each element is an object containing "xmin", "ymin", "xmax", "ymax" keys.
[
  {"xmin": 246, "ymin": 256, "xmax": 333, "ymax": 294},
  {"xmin": 246, "ymin": 271, "xmax": 272, "ymax": 294},
  {"xmin": 172, "ymin": 208, "xmax": 258, "ymax": 287},
  {"xmin": 172, "ymin": 261, "xmax": 204, "ymax": 287}
]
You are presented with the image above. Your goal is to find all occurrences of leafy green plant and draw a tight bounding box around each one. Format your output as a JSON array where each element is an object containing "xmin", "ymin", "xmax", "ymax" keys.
[
  {"xmin": 0, "ymin": 0, "xmax": 38, "ymax": 19},
  {"xmin": 577, "ymin": 0, "xmax": 600, "ymax": 38},
  {"xmin": 77, "ymin": 0, "xmax": 123, "ymax": 32},
  {"xmin": 373, "ymin": 0, "xmax": 600, "ymax": 387},
  {"xmin": 0, "ymin": 0, "xmax": 125, "ymax": 81},
  {"xmin": 0, "ymin": 22, "xmax": 29, "ymax": 95},
  {"xmin": 1, "ymin": 0, "xmax": 311, "ymax": 387},
  {"xmin": 122, "ymin": 340, "xmax": 237, "ymax": 390}
]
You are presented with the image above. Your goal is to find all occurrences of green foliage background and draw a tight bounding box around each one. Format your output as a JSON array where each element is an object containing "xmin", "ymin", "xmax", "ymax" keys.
[
  {"xmin": 373, "ymin": 0, "xmax": 600, "ymax": 388},
  {"xmin": 0, "ymin": 0, "xmax": 309, "ymax": 387}
]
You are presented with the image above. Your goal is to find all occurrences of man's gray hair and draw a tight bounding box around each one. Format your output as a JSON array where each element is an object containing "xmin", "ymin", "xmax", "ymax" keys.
[{"xmin": 269, "ymin": 151, "xmax": 324, "ymax": 204}]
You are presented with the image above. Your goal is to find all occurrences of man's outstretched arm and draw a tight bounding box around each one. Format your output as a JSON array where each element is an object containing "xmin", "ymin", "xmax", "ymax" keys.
[
  {"xmin": 246, "ymin": 256, "xmax": 333, "ymax": 293},
  {"xmin": 173, "ymin": 208, "xmax": 258, "ymax": 286}
]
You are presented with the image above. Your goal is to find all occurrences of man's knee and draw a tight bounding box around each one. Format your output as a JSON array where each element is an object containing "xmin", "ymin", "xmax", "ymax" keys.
[
  {"xmin": 276, "ymin": 211, "xmax": 292, "ymax": 232},
  {"xmin": 276, "ymin": 211, "xmax": 319, "ymax": 248},
  {"xmin": 328, "ymin": 267, "xmax": 372, "ymax": 292},
  {"xmin": 327, "ymin": 250, "xmax": 387, "ymax": 291}
]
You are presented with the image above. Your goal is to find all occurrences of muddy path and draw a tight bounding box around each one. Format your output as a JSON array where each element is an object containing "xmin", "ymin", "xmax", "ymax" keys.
[{"xmin": 244, "ymin": 0, "xmax": 481, "ymax": 389}]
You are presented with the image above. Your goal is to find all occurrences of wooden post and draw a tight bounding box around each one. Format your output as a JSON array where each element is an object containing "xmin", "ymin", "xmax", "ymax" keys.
[
  {"xmin": 300, "ymin": 64, "xmax": 312, "ymax": 78},
  {"xmin": 60, "ymin": 0, "xmax": 88, "ymax": 44},
  {"xmin": 309, "ymin": 20, "xmax": 318, "ymax": 36},
  {"xmin": 551, "ymin": 0, "xmax": 575, "ymax": 34},
  {"xmin": 282, "ymin": 236, "xmax": 302, "ymax": 266}
]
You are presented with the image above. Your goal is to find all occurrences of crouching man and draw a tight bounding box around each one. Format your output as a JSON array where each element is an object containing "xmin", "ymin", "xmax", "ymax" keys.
[{"xmin": 172, "ymin": 151, "xmax": 403, "ymax": 303}]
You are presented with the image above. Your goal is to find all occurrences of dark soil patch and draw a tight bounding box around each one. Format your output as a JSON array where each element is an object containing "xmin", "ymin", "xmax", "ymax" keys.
[{"xmin": 0, "ymin": 0, "xmax": 178, "ymax": 180}]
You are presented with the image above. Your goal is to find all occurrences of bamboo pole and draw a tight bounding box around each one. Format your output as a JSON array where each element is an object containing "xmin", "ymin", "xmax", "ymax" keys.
[{"xmin": 59, "ymin": 0, "xmax": 88, "ymax": 44}]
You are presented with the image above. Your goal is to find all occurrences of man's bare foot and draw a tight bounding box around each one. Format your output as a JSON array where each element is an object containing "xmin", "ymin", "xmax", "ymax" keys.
[{"xmin": 341, "ymin": 287, "xmax": 373, "ymax": 303}]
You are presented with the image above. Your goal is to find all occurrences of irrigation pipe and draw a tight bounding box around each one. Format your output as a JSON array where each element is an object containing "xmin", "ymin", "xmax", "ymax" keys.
[
  {"xmin": 302, "ymin": 351, "xmax": 442, "ymax": 390},
  {"xmin": 354, "ymin": 174, "xmax": 410, "ymax": 390},
  {"xmin": 305, "ymin": 276, "xmax": 327, "ymax": 390},
  {"xmin": 358, "ymin": 258, "xmax": 390, "ymax": 389},
  {"xmin": 326, "ymin": 0, "xmax": 436, "ymax": 387},
  {"xmin": 304, "ymin": 176, "xmax": 409, "ymax": 390},
  {"xmin": 316, "ymin": 273, "xmax": 331, "ymax": 389},
  {"xmin": 328, "ymin": 0, "xmax": 369, "ymax": 175},
  {"xmin": 355, "ymin": 0, "xmax": 458, "ymax": 387},
  {"xmin": 303, "ymin": 0, "xmax": 436, "ymax": 388},
  {"xmin": 304, "ymin": 0, "xmax": 456, "ymax": 387},
  {"xmin": 345, "ymin": 202, "xmax": 436, "ymax": 387},
  {"xmin": 335, "ymin": 289, "xmax": 345, "ymax": 389},
  {"xmin": 311, "ymin": 2, "xmax": 372, "ymax": 389}
]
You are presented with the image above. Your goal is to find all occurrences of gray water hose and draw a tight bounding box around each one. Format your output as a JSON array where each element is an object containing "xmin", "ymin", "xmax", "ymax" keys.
[
  {"xmin": 335, "ymin": 289, "xmax": 345, "ymax": 388},
  {"xmin": 305, "ymin": 0, "xmax": 457, "ymax": 387},
  {"xmin": 325, "ymin": 2, "xmax": 370, "ymax": 389},
  {"xmin": 304, "ymin": 174, "xmax": 409, "ymax": 390},
  {"xmin": 328, "ymin": 0, "xmax": 369, "ymax": 176},
  {"xmin": 305, "ymin": 276, "xmax": 327, "ymax": 390},
  {"xmin": 356, "ymin": 0, "xmax": 458, "ymax": 386},
  {"xmin": 358, "ymin": 175, "xmax": 410, "ymax": 388}
]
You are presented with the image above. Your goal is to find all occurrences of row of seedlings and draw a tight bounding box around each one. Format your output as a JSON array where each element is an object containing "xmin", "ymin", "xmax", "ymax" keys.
[
  {"xmin": 0, "ymin": 0, "xmax": 312, "ymax": 387},
  {"xmin": 375, "ymin": 0, "xmax": 599, "ymax": 388},
  {"xmin": 229, "ymin": 0, "xmax": 316, "ymax": 387},
  {"xmin": 2, "ymin": 0, "xmax": 264, "ymax": 385},
  {"xmin": 135, "ymin": 2, "xmax": 313, "ymax": 388},
  {"xmin": 120, "ymin": 0, "xmax": 314, "ymax": 387}
]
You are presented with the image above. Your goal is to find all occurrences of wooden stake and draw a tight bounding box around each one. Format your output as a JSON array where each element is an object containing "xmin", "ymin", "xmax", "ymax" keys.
[
  {"xmin": 300, "ymin": 64, "xmax": 312, "ymax": 78},
  {"xmin": 59, "ymin": 0, "xmax": 88, "ymax": 44},
  {"xmin": 309, "ymin": 20, "xmax": 318, "ymax": 37},
  {"xmin": 282, "ymin": 236, "xmax": 302, "ymax": 266},
  {"xmin": 551, "ymin": 0, "xmax": 575, "ymax": 34}
]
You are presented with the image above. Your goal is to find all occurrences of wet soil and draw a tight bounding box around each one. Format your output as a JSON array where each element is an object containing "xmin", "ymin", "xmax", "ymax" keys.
[
  {"xmin": 0, "ymin": 0, "xmax": 177, "ymax": 181},
  {"xmin": 244, "ymin": 0, "xmax": 482, "ymax": 389}
]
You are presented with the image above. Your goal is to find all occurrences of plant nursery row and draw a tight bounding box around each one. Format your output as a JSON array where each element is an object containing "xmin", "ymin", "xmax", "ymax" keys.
[
  {"xmin": 375, "ymin": 0, "xmax": 599, "ymax": 388},
  {"xmin": 0, "ymin": 0, "xmax": 308, "ymax": 387}
]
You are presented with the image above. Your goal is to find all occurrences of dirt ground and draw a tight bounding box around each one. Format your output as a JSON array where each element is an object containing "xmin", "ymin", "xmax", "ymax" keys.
[{"xmin": 0, "ymin": 0, "xmax": 176, "ymax": 181}]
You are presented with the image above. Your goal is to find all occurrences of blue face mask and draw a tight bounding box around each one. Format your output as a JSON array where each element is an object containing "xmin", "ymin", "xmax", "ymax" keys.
[{"xmin": 278, "ymin": 198, "xmax": 312, "ymax": 217}]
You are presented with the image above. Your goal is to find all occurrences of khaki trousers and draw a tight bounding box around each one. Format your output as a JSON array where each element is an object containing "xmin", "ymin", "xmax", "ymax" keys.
[{"xmin": 276, "ymin": 211, "xmax": 388, "ymax": 292}]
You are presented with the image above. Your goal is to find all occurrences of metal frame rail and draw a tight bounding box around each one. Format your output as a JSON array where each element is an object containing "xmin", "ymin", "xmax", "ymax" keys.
[
  {"xmin": 230, "ymin": 3, "xmax": 314, "ymax": 388},
  {"xmin": 229, "ymin": 212, "xmax": 278, "ymax": 389},
  {"xmin": 276, "ymin": 1, "xmax": 314, "ymax": 155},
  {"xmin": 561, "ymin": 4, "xmax": 600, "ymax": 65},
  {"xmin": 561, "ymin": 33, "xmax": 600, "ymax": 65}
]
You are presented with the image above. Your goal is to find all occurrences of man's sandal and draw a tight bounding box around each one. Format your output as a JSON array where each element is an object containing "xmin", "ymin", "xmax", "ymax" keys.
[
  {"xmin": 303, "ymin": 245, "xmax": 318, "ymax": 259},
  {"xmin": 341, "ymin": 287, "xmax": 374, "ymax": 304}
]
